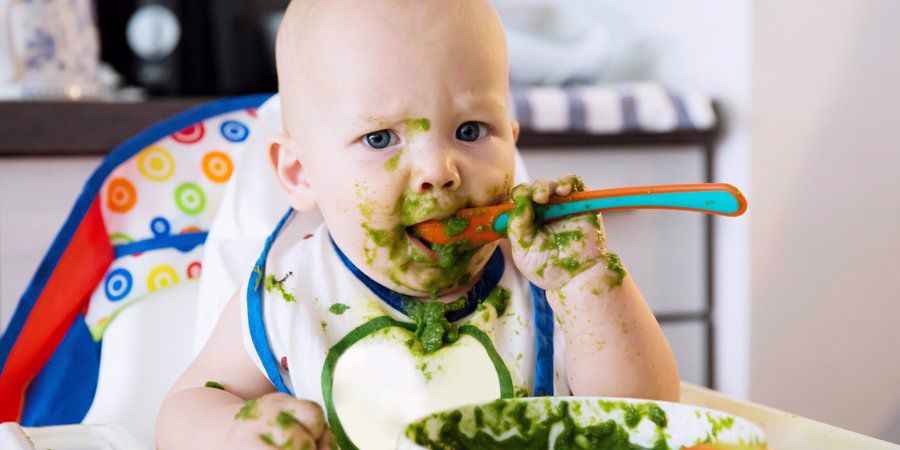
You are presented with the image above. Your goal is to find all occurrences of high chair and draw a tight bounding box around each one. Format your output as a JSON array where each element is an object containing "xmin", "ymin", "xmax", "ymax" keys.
[{"xmin": 0, "ymin": 94, "xmax": 531, "ymax": 446}]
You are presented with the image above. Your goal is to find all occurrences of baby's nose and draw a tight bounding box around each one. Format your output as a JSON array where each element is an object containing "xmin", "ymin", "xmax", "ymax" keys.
[
  {"xmin": 419, "ymin": 179, "xmax": 457, "ymax": 191},
  {"xmin": 411, "ymin": 156, "xmax": 461, "ymax": 193}
]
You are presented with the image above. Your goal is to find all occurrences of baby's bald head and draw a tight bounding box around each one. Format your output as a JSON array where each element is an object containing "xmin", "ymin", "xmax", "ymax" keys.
[
  {"xmin": 275, "ymin": 0, "xmax": 509, "ymax": 139},
  {"xmin": 268, "ymin": 0, "xmax": 518, "ymax": 296}
]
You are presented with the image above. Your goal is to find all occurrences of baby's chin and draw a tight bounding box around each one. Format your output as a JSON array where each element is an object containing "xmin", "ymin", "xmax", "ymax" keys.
[{"xmin": 369, "ymin": 241, "xmax": 498, "ymax": 299}]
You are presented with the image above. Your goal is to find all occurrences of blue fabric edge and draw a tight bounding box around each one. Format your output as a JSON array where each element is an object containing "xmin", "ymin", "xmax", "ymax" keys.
[
  {"xmin": 0, "ymin": 94, "xmax": 273, "ymax": 383},
  {"xmin": 247, "ymin": 208, "xmax": 295, "ymax": 395},
  {"xmin": 20, "ymin": 316, "xmax": 100, "ymax": 426},
  {"xmin": 531, "ymin": 283, "xmax": 555, "ymax": 396},
  {"xmin": 113, "ymin": 232, "xmax": 209, "ymax": 258}
]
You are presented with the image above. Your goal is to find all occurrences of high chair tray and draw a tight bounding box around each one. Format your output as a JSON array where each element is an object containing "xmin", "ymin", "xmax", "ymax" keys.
[{"xmin": 0, "ymin": 422, "xmax": 147, "ymax": 450}]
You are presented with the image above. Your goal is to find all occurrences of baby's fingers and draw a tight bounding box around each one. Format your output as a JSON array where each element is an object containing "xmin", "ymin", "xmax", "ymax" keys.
[
  {"xmin": 286, "ymin": 399, "xmax": 327, "ymax": 440},
  {"xmin": 530, "ymin": 179, "xmax": 556, "ymax": 204},
  {"xmin": 555, "ymin": 174, "xmax": 585, "ymax": 197},
  {"xmin": 317, "ymin": 430, "xmax": 337, "ymax": 450},
  {"xmin": 508, "ymin": 184, "xmax": 536, "ymax": 247}
]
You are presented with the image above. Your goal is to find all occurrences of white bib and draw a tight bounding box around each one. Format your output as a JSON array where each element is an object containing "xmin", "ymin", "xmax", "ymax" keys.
[{"xmin": 240, "ymin": 211, "xmax": 568, "ymax": 450}]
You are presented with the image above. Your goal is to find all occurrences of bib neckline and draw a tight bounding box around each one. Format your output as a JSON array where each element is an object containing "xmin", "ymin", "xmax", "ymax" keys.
[{"xmin": 331, "ymin": 238, "xmax": 505, "ymax": 322}]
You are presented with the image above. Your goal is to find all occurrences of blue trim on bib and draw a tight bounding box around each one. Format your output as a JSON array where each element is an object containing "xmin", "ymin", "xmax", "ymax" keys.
[
  {"xmin": 246, "ymin": 208, "xmax": 295, "ymax": 395},
  {"xmin": 331, "ymin": 239, "xmax": 505, "ymax": 322},
  {"xmin": 531, "ymin": 283, "xmax": 555, "ymax": 396}
]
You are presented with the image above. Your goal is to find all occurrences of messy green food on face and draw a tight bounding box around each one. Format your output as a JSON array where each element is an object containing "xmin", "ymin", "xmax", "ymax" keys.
[
  {"xmin": 483, "ymin": 286, "xmax": 511, "ymax": 316},
  {"xmin": 275, "ymin": 410, "xmax": 299, "ymax": 430},
  {"xmin": 399, "ymin": 191, "xmax": 439, "ymax": 226},
  {"xmin": 328, "ymin": 303, "xmax": 350, "ymax": 315},
  {"xmin": 355, "ymin": 182, "xmax": 377, "ymax": 221},
  {"xmin": 384, "ymin": 149, "xmax": 403, "ymax": 172},
  {"xmin": 204, "ymin": 381, "xmax": 225, "ymax": 390},
  {"xmin": 406, "ymin": 398, "xmax": 670, "ymax": 450},
  {"xmin": 235, "ymin": 399, "xmax": 260, "ymax": 420},
  {"xmin": 403, "ymin": 296, "xmax": 466, "ymax": 354},
  {"xmin": 603, "ymin": 251, "xmax": 627, "ymax": 288},
  {"xmin": 362, "ymin": 222, "xmax": 483, "ymax": 296},
  {"xmin": 358, "ymin": 186, "xmax": 490, "ymax": 296},
  {"xmin": 265, "ymin": 273, "xmax": 296, "ymax": 303},
  {"xmin": 405, "ymin": 118, "xmax": 431, "ymax": 137},
  {"xmin": 540, "ymin": 230, "xmax": 584, "ymax": 251},
  {"xmin": 428, "ymin": 240, "xmax": 480, "ymax": 292},
  {"xmin": 443, "ymin": 215, "xmax": 469, "ymax": 236}
]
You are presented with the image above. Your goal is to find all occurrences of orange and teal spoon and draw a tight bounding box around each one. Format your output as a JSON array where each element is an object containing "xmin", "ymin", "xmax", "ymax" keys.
[{"xmin": 413, "ymin": 183, "xmax": 747, "ymax": 246}]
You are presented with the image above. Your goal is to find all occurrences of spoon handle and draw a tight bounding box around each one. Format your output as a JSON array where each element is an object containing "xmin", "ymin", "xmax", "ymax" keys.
[{"xmin": 413, "ymin": 183, "xmax": 747, "ymax": 245}]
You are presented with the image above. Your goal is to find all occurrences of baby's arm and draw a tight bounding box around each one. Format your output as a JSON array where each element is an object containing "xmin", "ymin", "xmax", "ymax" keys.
[
  {"xmin": 551, "ymin": 265, "xmax": 680, "ymax": 400},
  {"xmin": 508, "ymin": 176, "xmax": 680, "ymax": 401},
  {"xmin": 156, "ymin": 295, "xmax": 333, "ymax": 449}
]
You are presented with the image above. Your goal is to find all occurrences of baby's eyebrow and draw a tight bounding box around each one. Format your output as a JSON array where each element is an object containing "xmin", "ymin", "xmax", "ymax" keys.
[
  {"xmin": 452, "ymin": 91, "xmax": 507, "ymax": 113},
  {"xmin": 355, "ymin": 116, "xmax": 398, "ymax": 128}
]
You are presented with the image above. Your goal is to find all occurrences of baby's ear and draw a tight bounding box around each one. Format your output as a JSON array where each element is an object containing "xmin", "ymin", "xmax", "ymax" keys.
[
  {"xmin": 267, "ymin": 133, "xmax": 317, "ymax": 211},
  {"xmin": 511, "ymin": 120, "xmax": 520, "ymax": 143}
]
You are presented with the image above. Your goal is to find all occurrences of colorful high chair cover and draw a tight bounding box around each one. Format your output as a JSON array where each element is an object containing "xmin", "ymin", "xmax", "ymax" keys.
[{"xmin": 0, "ymin": 94, "xmax": 272, "ymax": 425}]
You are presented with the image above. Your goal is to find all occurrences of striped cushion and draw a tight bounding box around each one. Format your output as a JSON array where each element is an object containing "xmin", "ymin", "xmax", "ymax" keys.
[{"xmin": 510, "ymin": 82, "xmax": 716, "ymax": 134}]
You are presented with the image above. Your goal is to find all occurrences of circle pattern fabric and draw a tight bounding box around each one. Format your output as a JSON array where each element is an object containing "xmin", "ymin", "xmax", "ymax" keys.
[
  {"xmin": 202, "ymin": 151, "xmax": 234, "ymax": 183},
  {"xmin": 174, "ymin": 182, "xmax": 206, "ymax": 215},
  {"xmin": 150, "ymin": 216, "xmax": 171, "ymax": 236},
  {"xmin": 137, "ymin": 146, "xmax": 176, "ymax": 181},
  {"xmin": 187, "ymin": 261, "xmax": 202, "ymax": 279},
  {"xmin": 91, "ymin": 108, "xmax": 258, "ymax": 339},
  {"xmin": 220, "ymin": 120, "xmax": 250, "ymax": 143},
  {"xmin": 107, "ymin": 178, "xmax": 137, "ymax": 213},
  {"xmin": 172, "ymin": 123, "xmax": 205, "ymax": 144},
  {"xmin": 147, "ymin": 264, "xmax": 179, "ymax": 292},
  {"xmin": 109, "ymin": 232, "xmax": 133, "ymax": 246},
  {"xmin": 104, "ymin": 268, "xmax": 133, "ymax": 301}
]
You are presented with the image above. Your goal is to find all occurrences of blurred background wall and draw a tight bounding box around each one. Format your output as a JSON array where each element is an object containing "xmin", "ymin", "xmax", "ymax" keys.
[
  {"xmin": 751, "ymin": 0, "xmax": 900, "ymax": 442},
  {"xmin": 584, "ymin": 0, "xmax": 754, "ymax": 410}
]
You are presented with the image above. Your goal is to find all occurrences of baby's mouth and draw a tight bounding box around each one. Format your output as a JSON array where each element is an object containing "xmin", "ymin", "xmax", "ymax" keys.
[{"xmin": 406, "ymin": 225, "xmax": 438, "ymax": 255}]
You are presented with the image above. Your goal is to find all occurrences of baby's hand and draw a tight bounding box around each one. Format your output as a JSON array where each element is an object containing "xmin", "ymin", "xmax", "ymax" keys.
[
  {"xmin": 507, "ymin": 175, "xmax": 612, "ymax": 291},
  {"xmin": 224, "ymin": 393, "xmax": 335, "ymax": 450}
]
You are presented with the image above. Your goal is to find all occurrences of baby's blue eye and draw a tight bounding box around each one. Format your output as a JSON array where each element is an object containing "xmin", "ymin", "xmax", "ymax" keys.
[
  {"xmin": 456, "ymin": 122, "xmax": 487, "ymax": 142},
  {"xmin": 363, "ymin": 130, "xmax": 395, "ymax": 149}
]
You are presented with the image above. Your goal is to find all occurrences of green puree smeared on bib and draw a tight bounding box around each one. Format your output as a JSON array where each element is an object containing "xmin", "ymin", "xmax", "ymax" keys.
[{"xmin": 402, "ymin": 286, "xmax": 511, "ymax": 354}]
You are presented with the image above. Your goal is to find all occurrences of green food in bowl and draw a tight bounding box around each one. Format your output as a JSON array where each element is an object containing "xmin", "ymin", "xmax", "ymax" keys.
[{"xmin": 399, "ymin": 397, "xmax": 766, "ymax": 450}]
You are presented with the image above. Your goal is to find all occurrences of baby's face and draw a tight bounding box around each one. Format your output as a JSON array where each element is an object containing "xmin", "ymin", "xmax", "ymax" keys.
[{"xmin": 275, "ymin": 0, "xmax": 516, "ymax": 298}]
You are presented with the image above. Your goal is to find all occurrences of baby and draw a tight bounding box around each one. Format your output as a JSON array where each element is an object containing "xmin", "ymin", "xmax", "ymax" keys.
[{"xmin": 156, "ymin": 0, "xmax": 679, "ymax": 449}]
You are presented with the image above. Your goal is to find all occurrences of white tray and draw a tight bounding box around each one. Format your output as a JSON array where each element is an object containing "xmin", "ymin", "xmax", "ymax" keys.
[{"xmin": 0, "ymin": 422, "xmax": 147, "ymax": 450}]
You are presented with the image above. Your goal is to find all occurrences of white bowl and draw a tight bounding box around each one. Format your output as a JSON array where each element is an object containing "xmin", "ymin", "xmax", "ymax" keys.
[{"xmin": 397, "ymin": 396, "xmax": 767, "ymax": 449}]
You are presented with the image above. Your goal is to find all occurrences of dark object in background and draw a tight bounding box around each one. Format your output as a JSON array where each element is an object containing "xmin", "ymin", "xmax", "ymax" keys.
[{"xmin": 96, "ymin": 0, "xmax": 287, "ymax": 96}]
